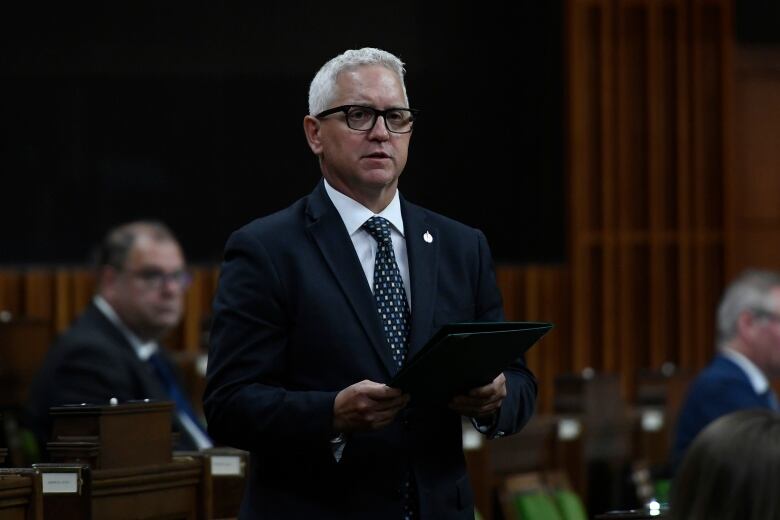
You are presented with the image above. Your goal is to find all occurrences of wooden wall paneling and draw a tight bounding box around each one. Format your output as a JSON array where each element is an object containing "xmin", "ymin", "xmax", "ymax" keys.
[
  {"xmin": 522, "ymin": 268, "xmax": 546, "ymax": 411},
  {"xmin": 496, "ymin": 266, "xmax": 522, "ymax": 322},
  {"xmin": 542, "ymin": 268, "xmax": 570, "ymax": 414},
  {"xmin": 0, "ymin": 270, "xmax": 23, "ymax": 318},
  {"xmin": 181, "ymin": 268, "xmax": 205, "ymax": 353},
  {"xmin": 651, "ymin": 1, "xmax": 686, "ymax": 369},
  {"xmin": 616, "ymin": 0, "xmax": 651, "ymax": 399},
  {"xmin": 647, "ymin": 1, "xmax": 676, "ymax": 370},
  {"xmin": 22, "ymin": 270, "xmax": 54, "ymax": 322},
  {"xmin": 647, "ymin": 1, "xmax": 665, "ymax": 372},
  {"xmin": 566, "ymin": 0, "xmax": 609, "ymax": 370},
  {"xmin": 721, "ymin": 6, "xmax": 738, "ymax": 279},
  {"xmin": 690, "ymin": 0, "xmax": 709, "ymax": 369},
  {"xmin": 54, "ymin": 270, "xmax": 72, "ymax": 334},
  {"xmin": 730, "ymin": 48, "xmax": 780, "ymax": 273},
  {"xmin": 567, "ymin": 0, "xmax": 591, "ymax": 373},
  {"xmin": 587, "ymin": 245, "xmax": 605, "ymax": 372},
  {"xmin": 599, "ymin": 0, "xmax": 618, "ymax": 379},
  {"xmin": 53, "ymin": 269, "xmax": 95, "ymax": 335},
  {"xmin": 495, "ymin": 266, "xmax": 568, "ymax": 414},
  {"xmin": 675, "ymin": 0, "xmax": 695, "ymax": 371},
  {"xmin": 690, "ymin": 0, "xmax": 729, "ymax": 368},
  {"xmin": 71, "ymin": 270, "xmax": 94, "ymax": 322}
]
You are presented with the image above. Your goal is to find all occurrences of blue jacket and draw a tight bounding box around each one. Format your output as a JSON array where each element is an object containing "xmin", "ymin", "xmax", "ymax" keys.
[{"xmin": 672, "ymin": 354, "xmax": 773, "ymax": 470}]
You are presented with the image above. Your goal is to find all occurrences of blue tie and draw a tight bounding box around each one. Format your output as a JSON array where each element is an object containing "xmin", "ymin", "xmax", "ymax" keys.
[
  {"xmin": 765, "ymin": 389, "xmax": 780, "ymax": 411},
  {"xmin": 363, "ymin": 216, "xmax": 417, "ymax": 520},
  {"xmin": 146, "ymin": 350, "xmax": 211, "ymax": 445},
  {"xmin": 362, "ymin": 216, "xmax": 410, "ymax": 371}
]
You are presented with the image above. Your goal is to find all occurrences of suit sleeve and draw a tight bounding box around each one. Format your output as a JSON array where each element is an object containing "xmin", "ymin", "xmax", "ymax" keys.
[
  {"xmin": 203, "ymin": 228, "xmax": 338, "ymax": 451},
  {"xmin": 52, "ymin": 343, "xmax": 138, "ymax": 404},
  {"xmin": 474, "ymin": 229, "xmax": 538, "ymax": 438}
]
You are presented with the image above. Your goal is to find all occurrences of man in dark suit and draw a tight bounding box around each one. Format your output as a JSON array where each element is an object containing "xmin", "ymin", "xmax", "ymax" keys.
[
  {"xmin": 25, "ymin": 221, "xmax": 212, "ymax": 455},
  {"xmin": 672, "ymin": 269, "xmax": 780, "ymax": 470},
  {"xmin": 203, "ymin": 48, "xmax": 537, "ymax": 519}
]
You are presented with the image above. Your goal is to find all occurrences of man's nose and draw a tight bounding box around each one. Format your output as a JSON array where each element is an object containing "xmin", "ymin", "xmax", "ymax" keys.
[{"xmin": 367, "ymin": 115, "xmax": 391, "ymax": 140}]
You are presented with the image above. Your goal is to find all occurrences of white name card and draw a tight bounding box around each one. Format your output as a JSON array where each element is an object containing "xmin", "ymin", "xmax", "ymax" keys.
[
  {"xmin": 557, "ymin": 418, "xmax": 582, "ymax": 440},
  {"xmin": 641, "ymin": 409, "xmax": 665, "ymax": 432},
  {"xmin": 41, "ymin": 472, "xmax": 79, "ymax": 494},
  {"xmin": 462, "ymin": 428, "xmax": 484, "ymax": 451},
  {"xmin": 211, "ymin": 455, "xmax": 242, "ymax": 476}
]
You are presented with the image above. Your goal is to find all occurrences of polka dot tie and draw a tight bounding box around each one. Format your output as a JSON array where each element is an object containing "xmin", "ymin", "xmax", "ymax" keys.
[
  {"xmin": 362, "ymin": 216, "xmax": 410, "ymax": 370},
  {"xmin": 362, "ymin": 216, "xmax": 417, "ymax": 520}
]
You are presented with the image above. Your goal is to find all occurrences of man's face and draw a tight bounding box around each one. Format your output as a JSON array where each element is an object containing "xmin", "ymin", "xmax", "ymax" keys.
[
  {"xmin": 747, "ymin": 287, "xmax": 780, "ymax": 377},
  {"xmin": 103, "ymin": 236, "xmax": 187, "ymax": 341},
  {"xmin": 306, "ymin": 65, "xmax": 411, "ymax": 203}
]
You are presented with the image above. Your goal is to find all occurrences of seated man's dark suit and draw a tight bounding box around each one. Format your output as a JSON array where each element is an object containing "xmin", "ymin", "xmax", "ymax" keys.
[
  {"xmin": 204, "ymin": 181, "xmax": 538, "ymax": 519},
  {"xmin": 672, "ymin": 353, "xmax": 775, "ymax": 470},
  {"xmin": 25, "ymin": 301, "xmax": 200, "ymax": 452}
]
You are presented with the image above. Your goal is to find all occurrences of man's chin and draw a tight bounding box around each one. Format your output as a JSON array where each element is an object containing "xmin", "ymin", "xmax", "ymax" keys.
[{"xmin": 147, "ymin": 319, "xmax": 181, "ymax": 339}]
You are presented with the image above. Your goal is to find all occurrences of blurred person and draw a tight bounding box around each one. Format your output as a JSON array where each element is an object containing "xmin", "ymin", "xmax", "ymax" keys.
[
  {"xmin": 25, "ymin": 220, "xmax": 212, "ymax": 455},
  {"xmin": 203, "ymin": 47, "xmax": 537, "ymax": 519},
  {"xmin": 672, "ymin": 269, "xmax": 780, "ymax": 469},
  {"xmin": 671, "ymin": 409, "xmax": 780, "ymax": 520}
]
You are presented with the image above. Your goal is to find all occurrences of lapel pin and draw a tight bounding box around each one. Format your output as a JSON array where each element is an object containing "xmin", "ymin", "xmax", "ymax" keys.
[{"xmin": 423, "ymin": 231, "xmax": 433, "ymax": 243}]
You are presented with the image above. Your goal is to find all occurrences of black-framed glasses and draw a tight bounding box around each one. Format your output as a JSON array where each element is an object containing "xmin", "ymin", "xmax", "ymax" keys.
[
  {"xmin": 752, "ymin": 308, "xmax": 780, "ymax": 323},
  {"xmin": 315, "ymin": 105, "xmax": 419, "ymax": 134},
  {"xmin": 125, "ymin": 268, "xmax": 192, "ymax": 290}
]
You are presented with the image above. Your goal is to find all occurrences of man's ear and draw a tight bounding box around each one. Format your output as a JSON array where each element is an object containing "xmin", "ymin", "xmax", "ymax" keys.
[
  {"xmin": 303, "ymin": 115, "xmax": 324, "ymax": 155},
  {"xmin": 98, "ymin": 266, "xmax": 119, "ymax": 298},
  {"xmin": 737, "ymin": 310, "xmax": 757, "ymax": 341}
]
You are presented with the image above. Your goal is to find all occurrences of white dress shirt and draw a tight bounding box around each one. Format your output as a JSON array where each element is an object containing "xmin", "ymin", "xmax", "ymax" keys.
[
  {"xmin": 94, "ymin": 296, "xmax": 213, "ymax": 449},
  {"xmin": 323, "ymin": 179, "xmax": 411, "ymax": 306},
  {"xmin": 722, "ymin": 347, "xmax": 770, "ymax": 395}
]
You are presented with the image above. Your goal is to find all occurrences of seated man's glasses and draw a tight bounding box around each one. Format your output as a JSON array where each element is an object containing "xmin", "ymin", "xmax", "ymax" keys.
[
  {"xmin": 126, "ymin": 269, "xmax": 192, "ymax": 290},
  {"xmin": 752, "ymin": 308, "xmax": 780, "ymax": 324},
  {"xmin": 315, "ymin": 105, "xmax": 419, "ymax": 134}
]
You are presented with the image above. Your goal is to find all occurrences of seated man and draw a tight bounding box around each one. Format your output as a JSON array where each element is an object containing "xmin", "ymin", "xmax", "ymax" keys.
[
  {"xmin": 25, "ymin": 220, "xmax": 212, "ymax": 455},
  {"xmin": 671, "ymin": 409, "xmax": 780, "ymax": 520},
  {"xmin": 672, "ymin": 269, "xmax": 780, "ymax": 470}
]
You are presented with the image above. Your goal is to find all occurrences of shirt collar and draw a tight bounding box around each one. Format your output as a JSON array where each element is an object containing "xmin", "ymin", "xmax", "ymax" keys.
[
  {"xmin": 722, "ymin": 347, "xmax": 770, "ymax": 394},
  {"xmin": 323, "ymin": 179, "xmax": 405, "ymax": 237},
  {"xmin": 93, "ymin": 295, "xmax": 158, "ymax": 361}
]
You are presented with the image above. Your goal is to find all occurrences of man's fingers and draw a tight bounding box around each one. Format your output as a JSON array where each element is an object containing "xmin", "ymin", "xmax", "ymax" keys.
[
  {"xmin": 361, "ymin": 382, "xmax": 405, "ymax": 400},
  {"xmin": 371, "ymin": 395, "xmax": 410, "ymax": 412},
  {"xmin": 468, "ymin": 373, "xmax": 507, "ymax": 397}
]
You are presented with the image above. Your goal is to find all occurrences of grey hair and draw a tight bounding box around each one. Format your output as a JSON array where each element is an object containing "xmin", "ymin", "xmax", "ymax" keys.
[
  {"xmin": 308, "ymin": 47, "xmax": 408, "ymax": 116},
  {"xmin": 95, "ymin": 220, "xmax": 178, "ymax": 270},
  {"xmin": 717, "ymin": 269, "xmax": 780, "ymax": 348}
]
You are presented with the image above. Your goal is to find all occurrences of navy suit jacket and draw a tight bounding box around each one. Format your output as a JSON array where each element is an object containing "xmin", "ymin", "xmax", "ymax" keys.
[
  {"xmin": 25, "ymin": 302, "xmax": 201, "ymax": 453},
  {"xmin": 204, "ymin": 181, "xmax": 537, "ymax": 519},
  {"xmin": 671, "ymin": 354, "xmax": 773, "ymax": 470}
]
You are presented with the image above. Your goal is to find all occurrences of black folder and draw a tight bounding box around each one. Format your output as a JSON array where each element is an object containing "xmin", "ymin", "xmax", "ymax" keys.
[{"xmin": 390, "ymin": 321, "xmax": 553, "ymax": 404}]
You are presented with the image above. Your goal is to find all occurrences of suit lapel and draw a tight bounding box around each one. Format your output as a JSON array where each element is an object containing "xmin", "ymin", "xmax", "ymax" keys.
[
  {"xmin": 305, "ymin": 182, "xmax": 397, "ymax": 377},
  {"xmin": 87, "ymin": 303, "xmax": 169, "ymax": 400},
  {"xmin": 402, "ymin": 199, "xmax": 439, "ymax": 358}
]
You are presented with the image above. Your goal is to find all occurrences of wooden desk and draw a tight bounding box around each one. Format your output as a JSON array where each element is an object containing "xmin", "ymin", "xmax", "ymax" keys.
[
  {"xmin": 47, "ymin": 401, "xmax": 173, "ymax": 470},
  {"xmin": 0, "ymin": 469, "xmax": 42, "ymax": 520},
  {"xmin": 176, "ymin": 448, "xmax": 247, "ymax": 520},
  {"xmin": 91, "ymin": 458, "xmax": 202, "ymax": 520}
]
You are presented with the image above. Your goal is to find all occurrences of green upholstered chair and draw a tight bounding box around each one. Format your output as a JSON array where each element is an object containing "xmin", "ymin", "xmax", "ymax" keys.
[
  {"xmin": 513, "ymin": 491, "xmax": 563, "ymax": 520},
  {"xmin": 552, "ymin": 489, "xmax": 588, "ymax": 520}
]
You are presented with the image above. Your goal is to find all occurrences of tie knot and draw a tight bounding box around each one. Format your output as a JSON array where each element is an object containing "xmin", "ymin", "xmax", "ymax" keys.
[{"xmin": 363, "ymin": 216, "xmax": 392, "ymax": 243}]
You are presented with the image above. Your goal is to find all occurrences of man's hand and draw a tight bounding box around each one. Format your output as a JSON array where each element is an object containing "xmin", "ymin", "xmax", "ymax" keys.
[
  {"xmin": 333, "ymin": 380, "xmax": 410, "ymax": 433},
  {"xmin": 449, "ymin": 373, "xmax": 507, "ymax": 418}
]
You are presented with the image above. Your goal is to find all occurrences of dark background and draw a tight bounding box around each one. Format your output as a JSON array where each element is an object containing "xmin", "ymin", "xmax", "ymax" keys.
[
  {"xmin": 0, "ymin": 2, "xmax": 566, "ymax": 264},
  {"xmin": 3, "ymin": 1, "xmax": 769, "ymax": 265},
  {"xmin": 0, "ymin": 3, "xmax": 566, "ymax": 264}
]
